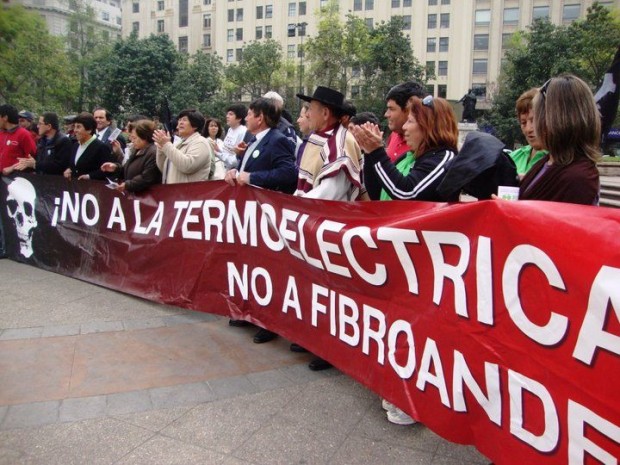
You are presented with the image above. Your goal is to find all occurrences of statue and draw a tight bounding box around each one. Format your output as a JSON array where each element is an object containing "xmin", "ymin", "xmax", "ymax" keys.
[{"xmin": 459, "ymin": 89, "xmax": 477, "ymax": 123}]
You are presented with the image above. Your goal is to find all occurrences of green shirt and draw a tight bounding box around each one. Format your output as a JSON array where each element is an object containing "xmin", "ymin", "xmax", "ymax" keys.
[
  {"xmin": 510, "ymin": 145, "xmax": 547, "ymax": 175},
  {"xmin": 380, "ymin": 151, "xmax": 416, "ymax": 201}
]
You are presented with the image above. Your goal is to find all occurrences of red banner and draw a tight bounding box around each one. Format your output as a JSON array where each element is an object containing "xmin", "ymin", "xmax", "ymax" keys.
[{"xmin": 1, "ymin": 173, "xmax": 619, "ymax": 464}]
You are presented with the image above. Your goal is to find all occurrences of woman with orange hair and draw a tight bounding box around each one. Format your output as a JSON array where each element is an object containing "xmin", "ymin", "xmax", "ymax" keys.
[{"xmin": 352, "ymin": 95, "xmax": 459, "ymax": 201}]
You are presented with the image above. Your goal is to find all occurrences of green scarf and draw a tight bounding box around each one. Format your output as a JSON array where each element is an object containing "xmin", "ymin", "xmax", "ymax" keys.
[{"xmin": 380, "ymin": 151, "xmax": 416, "ymax": 201}]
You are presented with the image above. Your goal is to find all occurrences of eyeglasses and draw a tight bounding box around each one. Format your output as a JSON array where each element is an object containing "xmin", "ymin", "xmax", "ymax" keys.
[
  {"xmin": 422, "ymin": 95, "xmax": 434, "ymax": 110},
  {"xmin": 539, "ymin": 78, "xmax": 552, "ymax": 100}
]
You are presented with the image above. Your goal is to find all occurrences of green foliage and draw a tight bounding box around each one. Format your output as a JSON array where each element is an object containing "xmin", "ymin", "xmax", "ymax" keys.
[
  {"xmin": 224, "ymin": 39, "xmax": 285, "ymax": 99},
  {"xmin": 87, "ymin": 34, "xmax": 179, "ymax": 118},
  {"xmin": 0, "ymin": 5, "xmax": 78, "ymax": 112},
  {"xmin": 65, "ymin": 0, "xmax": 106, "ymax": 111},
  {"xmin": 170, "ymin": 51, "xmax": 224, "ymax": 117},
  {"xmin": 483, "ymin": 2, "xmax": 620, "ymax": 147}
]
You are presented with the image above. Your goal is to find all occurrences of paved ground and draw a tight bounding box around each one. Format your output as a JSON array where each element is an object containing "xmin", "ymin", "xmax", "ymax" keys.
[{"xmin": 0, "ymin": 259, "xmax": 490, "ymax": 465}]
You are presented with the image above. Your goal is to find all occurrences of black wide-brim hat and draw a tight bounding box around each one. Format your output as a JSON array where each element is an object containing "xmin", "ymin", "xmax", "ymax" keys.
[{"xmin": 297, "ymin": 86, "xmax": 344, "ymax": 111}]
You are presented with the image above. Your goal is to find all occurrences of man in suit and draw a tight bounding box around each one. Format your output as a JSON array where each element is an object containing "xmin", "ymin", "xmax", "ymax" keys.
[
  {"xmin": 224, "ymin": 97, "xmax": 298, "ymax": 343},
  {"xmin": 224, "ymin": 97, "xmax": 297, "ymax": 194},
  {"xmin": 93, "ymin": 107, "xmax": 126, "ymax": 160},
  {"xmin": 63, "ymin": 112, "xmax": 115, "ymax": 181}
]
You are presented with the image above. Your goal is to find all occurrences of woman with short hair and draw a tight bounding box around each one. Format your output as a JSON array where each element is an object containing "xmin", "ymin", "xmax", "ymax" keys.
[{"xmin": 101, "ymin": 119, "xmax": 161, "ymax": 193}]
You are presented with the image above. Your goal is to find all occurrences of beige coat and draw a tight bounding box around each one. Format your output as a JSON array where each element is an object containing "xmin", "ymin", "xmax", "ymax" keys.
[{"xmin": 156, "ymin": 132, "xmax": 213, "ymax": 184}]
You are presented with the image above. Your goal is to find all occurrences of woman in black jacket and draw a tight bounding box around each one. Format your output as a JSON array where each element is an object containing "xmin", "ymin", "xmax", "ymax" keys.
[
  {"xmin": 352, "ymin": 95, "xmax": 459, "ymax": 202},
  {"xmin": 101, "ymin": 119, "xmax": 161, "ymax": 193}
]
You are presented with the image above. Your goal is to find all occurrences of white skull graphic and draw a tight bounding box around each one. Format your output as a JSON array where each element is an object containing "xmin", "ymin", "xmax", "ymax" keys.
[{"xmin": 6, "ymin": 177, "xmax": 37, "ymax": 258}]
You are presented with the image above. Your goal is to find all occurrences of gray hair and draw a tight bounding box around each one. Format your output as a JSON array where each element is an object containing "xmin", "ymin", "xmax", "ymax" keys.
[{"xmin": 263, "ymin": 91, "xmax": 284, "ymax": 108}]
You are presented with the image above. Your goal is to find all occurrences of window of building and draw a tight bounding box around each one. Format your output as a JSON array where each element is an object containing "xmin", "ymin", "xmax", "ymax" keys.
[
  {"xmin": 228, "ymin": 9, "xmax": 234, "ymax": 21},
  {"xmin": 227, "ymin": 29, "xmax": 234, "ymax": 41},
  {"xmin": 365, "ymin": 18, "xmax": 373, "ymax": 28},
  {"xmin": 132, "ymin": 21, "xmax": 139, "ymax": 33},
  {"xmin": 562, "ymin": 4, "xmax": 580, "ymax": 22},
  {"xmin": 427, "ymin": 37, "xmax": 436, "ymax": 52},
  {"xmin": 351, "ymin": 85, "xmax": 360, "ymax": 98},
  {"xmin": 116, "ymin": 16, "xmax": 122, "ymax": 25},
  {"xmin": 266, "ymin": 4, "xmax": 273, "ymax": 18},
  {"xmin": 236, "ymin": 8, "xmax": 243, "ymax": 21},
  {"xmin": 179, "ymin": 0, "xmax": 188, "ymax": 27},
  {"xmin": 298, "ymin": 23, "xmax": 306, "ymax": 36},
  {"xmin": 265, "ymin": 25, "xmax": 272, "ymax": 38},
  {"xmin": 402, "ymin": 15, "xmax": 411, "ymax": 29},
  {"xmin": 441, "ymin": 0, "xmax": 450, "ymax": 4},
  {"xmin": 352, "ymin": 66, "xmax": 361, "ymax": 77},
  {"xmin": 256, "ymin": 6, "xmax": 263, "ymax": 19},
  {"xmin": 439, "ymin": 37, "xmax": 449, "ymax": 52},
  {"xmin": 503, "ymin": 7, "xmax": 519, "ymax": 25},
  {"xmin": 227, "ymin": 49, "xmax": 234, "ymax": 63},
  {"xmin": 236, "ymin": 49, "xmax": 243, "ymax": 61},
  {"xmin": 532, "ymin": 6, "xmax": 549, "ymax": 20},
  {"xmin": 288, "ymin": 2, "xmax": 296, "ymax": 16},
  {"xmin": 502, "ymin": 32, "xmax": 512, "ymax": 49},
  {"xmin": 256, "ymin": 26, "xmax": 263, "ymax": 39},
  {"xmin": 236, "ymin": 27, "xmax": 243, "ymax": 40},
  {"xmin": 403, "ymin": 0, "xmax": 411, "ymax": 6},
  {"xmin": 203, "ymin": 0, "xmax": 211, "ymax": 4},
  {"xmin": 178, "ymin": 36, "xmax": 188, "ymax": 53},
  {"xmin": 132, "ymin": 1, "xmax": 139, "ymax": 13},
  {"xmin": 392, "ymin": 0, "xmax": 400, "ymax": 7},
  {"xmin": 157, "ymin": 1, "xmax": 164, "ymax": 11},
  {"xmin": 288, "ymin": 44, "xmax": 296, "ymax": 58},
  {"xmin": 473, "ymin": 34, "xmax": 488, "ymax": 50},
  {"xmin": 157, "ymin": 19, "xmax": 164, "ymax": 32},
  {"xmin": 288, "ymin": 24, "xmax": 296, "ymax": 37},
  {"xmin": 438, "ymin": 60, "xmax": 448, "ymax": 76},
  {"xmin": 102, "ymin": 11, "xmax": 109, "ymax": 21},
  {"xmin": 475, "ymin": 9, "xmax": 491, "ymax": 25},
  {"xmin": 365, "ymin": 0, "xmax": 374, "ymax": 9},
  {"xmin": 426, "ymin": 84, "xmax": 435, "ymax": 96},
  {"xmin": 440, "ymin": 13, "xmax": 449, "ymax": 28},
  {"xmin": 438, "ymin": 84, "xmax": 447, "ymax": 98},
  {"xmin": 472, "ymin": 59, "xmax": 488, "ymax": 74},
  {"xmin": 299, "ymin": 2, "xmax": 307, "ymax": 15},
  {"xmin": 203, "ymin": 14, "xmax": 211, "ymax": 28},
  {"xmin": 203, "ymin": 33, "xmax": 211, "ymax": 47},
  {"xmin": 354, "ymin": 0, "xmax": 362, "ymax": 11},
  {"xmin": 426, "ymin": 61, "xmax": 435, "ymax": 74},
  {"xmin": 428, "ymin": 0, "xmax": 437, "ymax": 5},
  {"xmin": 428, "ymin": 14, "xmax": 437, "ymax": 28}
]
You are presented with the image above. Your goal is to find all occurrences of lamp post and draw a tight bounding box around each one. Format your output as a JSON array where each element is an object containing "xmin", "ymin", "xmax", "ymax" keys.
[{"xmin": 296, "ymin": 22, "xmax": 308, "ymax": 108}]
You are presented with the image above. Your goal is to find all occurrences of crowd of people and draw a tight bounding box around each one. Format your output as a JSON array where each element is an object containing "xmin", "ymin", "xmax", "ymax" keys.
[{"xmin": 0, "ymin": 74, "xmax": 604, "ymax": 426}]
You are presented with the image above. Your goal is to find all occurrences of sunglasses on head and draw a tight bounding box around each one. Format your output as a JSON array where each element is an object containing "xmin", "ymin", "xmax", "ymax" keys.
[
  {"xmin": 539, "ymin": 78, "xmax": 552, "ymax": 100},
  {"xmin": 422, "ymin": 95, "xmax": 434, "ymax": 110}
]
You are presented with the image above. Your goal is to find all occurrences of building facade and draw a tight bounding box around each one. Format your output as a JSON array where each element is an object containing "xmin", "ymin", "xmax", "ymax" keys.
[
  {"xmin": 10, "ymin": 0, "xmax": 122, "ymax": 40},
  {"xmin": 129, "ymin": 0, "xmax": 619, "ymax": 101}
]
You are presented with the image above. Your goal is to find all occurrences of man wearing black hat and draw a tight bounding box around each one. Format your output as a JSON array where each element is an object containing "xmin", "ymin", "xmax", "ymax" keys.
[
  {"xmin": 18, "ymin": 110, "xmax": 35, "ymax": 129},
  {"xmin": 295, "ymin": 86, "xmax": 367, "ymax": 201},
  {"xmin": 291, "ymin": 86, "xmax": 368, "ymax": 371}
]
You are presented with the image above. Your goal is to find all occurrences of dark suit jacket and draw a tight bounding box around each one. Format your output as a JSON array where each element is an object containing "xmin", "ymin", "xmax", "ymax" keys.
[
  {"xmin": 36, "ymin": 132, "xmax": 73, "ymax": 175},
  {"xmin": 69, "ymin": 137, "xmax": 116, "ymax": 180},
  {"xmin": 238, "ymin": 128, "xmax": 297, "ymax": 193}
]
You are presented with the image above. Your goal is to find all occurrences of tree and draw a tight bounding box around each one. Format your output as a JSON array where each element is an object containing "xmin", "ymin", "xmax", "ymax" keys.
[
  {"xmin": 357, "ymin": 16, "xmax": 428, "ymax": 119},
  {"xmin": 303, "ymin": 2, "xmax": 361, "ymax": 94},
  {"xmin": 65, "ymin": 0, "xmax": 107, "ymax": 111},
  {"xmin": 170, "ymin": 50, "xmax": 224, "ymax": 117},
  {"xmin": 482, "ymin": 2, "xmax": 620, "ymax": 147},
  {"xmin": 0, "ymin": 5, "xmax": 77, "ymax": 112},
  {"xmin": 224, "ymin": 39, "xmax": 285, "ymax": 100},
  {"xmin": 87, "ymin": 33, "xmax": 179, "ymax": 118}
]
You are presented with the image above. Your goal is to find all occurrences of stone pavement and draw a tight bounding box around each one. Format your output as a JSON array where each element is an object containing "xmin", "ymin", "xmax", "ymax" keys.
[{"xmin": 0, "ymin": 259, "xmax": 490, "ymax": 465}]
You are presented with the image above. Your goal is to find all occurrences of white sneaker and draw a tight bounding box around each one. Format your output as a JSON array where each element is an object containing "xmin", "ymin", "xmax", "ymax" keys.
[
  {"xmin": 381, "ymin": 399, "xmax": 394, "ymax": 411},
  {"xmin": 386, "ymin": 405, "xmax": 416, "ymax": 426}
]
